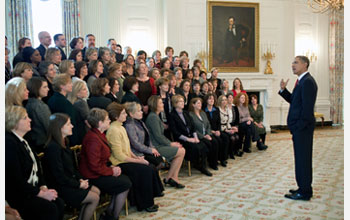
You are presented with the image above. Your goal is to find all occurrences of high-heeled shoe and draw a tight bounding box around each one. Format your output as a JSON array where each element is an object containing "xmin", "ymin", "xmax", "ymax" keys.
[{"xmin": 145, "ymin": 204, "xmax": 158, "ymax": 212}]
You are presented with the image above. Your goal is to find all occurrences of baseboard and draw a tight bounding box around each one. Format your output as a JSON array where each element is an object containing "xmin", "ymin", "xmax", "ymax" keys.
[{"xmin": 270, "ymin": 121, "xmax": 333, "ymax": 132}]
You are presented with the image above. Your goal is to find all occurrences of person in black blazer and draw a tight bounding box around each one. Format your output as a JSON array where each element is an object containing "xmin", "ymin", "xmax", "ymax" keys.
[
  {"xmin": 168, "ymin": 95, "xmax": 212, "ymax": 176},
  {"xmin": 54, "ymin": 34, "xmax": 67, "ymax": 60},
  {"xmin": 5, "ymin": 106, "xmax": 64, "ymax": 220},
  {"xmin": 43, "ymin": 113, "xmax": 100, "ymax": 220},
  {"xmin": 48, "ymin": 74, "xmax": 80, "ymax": 146},
  {"xmin": 87, "ymin": 78, "xmax": 112, "ymax": 110},
  {"xmin": 36, "ymin": 31, "xmax": 52, "ymax": 60},
  {"xmin": 279, "ymin": 56, "xmax": 318, "ymax": 201}
]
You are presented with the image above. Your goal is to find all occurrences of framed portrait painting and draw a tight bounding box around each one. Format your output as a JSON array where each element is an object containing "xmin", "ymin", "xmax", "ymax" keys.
[{"xmin": 208, "ymin": 1, "xmax": 259, "ymax": 72}]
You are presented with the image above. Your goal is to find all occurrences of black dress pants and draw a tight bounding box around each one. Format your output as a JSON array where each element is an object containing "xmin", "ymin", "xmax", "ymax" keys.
[{"xmin": 201, "ymin": 137, "xmax": 219, "ymax": 168}]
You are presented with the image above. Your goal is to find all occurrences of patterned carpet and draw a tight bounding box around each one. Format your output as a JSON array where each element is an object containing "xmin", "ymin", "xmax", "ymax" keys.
[{"xmin": 119, "ymin": 127, "xmax": 344, "ymax": 220}]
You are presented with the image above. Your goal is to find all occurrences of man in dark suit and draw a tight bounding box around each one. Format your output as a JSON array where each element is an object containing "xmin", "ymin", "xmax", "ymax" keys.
[
  {"xmin": 81, "ymin": 34, "xmax": 96, "ymax": 60},
  {"xmin": 224, "ymin": 16, "xmax": 249, "ymax": 64},
  {"xmin": 54, "ymin": 33, "xmax": 67, "ymax": 60},
  {"xmin": 279, "ymin": 56, "xmax": 318, "ymax": 201},
  {"xmin": 36, "ymin": 31, "xmax": 52, "ymax": 60}
]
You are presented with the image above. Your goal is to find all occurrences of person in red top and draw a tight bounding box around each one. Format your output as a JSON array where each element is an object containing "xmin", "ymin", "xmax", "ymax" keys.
[
  {"xmin": 79, "ymin": 108, "xmax": 131, "ymax": 220},
  {"xmin": 135, "ymin": 63, "xmax": 157, "ymax": 115},
  {"xmin": 231, "ymin": 77, "xmax": 247, "ymax": 97}
]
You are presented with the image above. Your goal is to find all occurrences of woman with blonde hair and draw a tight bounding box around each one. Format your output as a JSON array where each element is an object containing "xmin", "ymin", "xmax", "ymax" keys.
[
  {"xmin": 234, "ymin": 92, "xmax": 267, "ymax": 152},
  {"xmin": 12, "ymin": 62, "xmax": 33, "ymax": 82},
  {"xmin": 45, "ymin": 48, "xmax": 62, "ymax": 74},
  {"xmin": 106, "ymin": 102, "xmax": 164, "ymax": 212},
  {"xmin": 5, "ymin": 77, "xmax": 29, "ymax": 106},
  {"xmin": 59, "ymin": 60, "xmax": 75, "ymax": 77}
]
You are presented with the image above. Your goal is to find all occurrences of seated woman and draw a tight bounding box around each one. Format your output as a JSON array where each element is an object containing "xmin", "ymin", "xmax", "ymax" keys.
[
  {"xmin": 22, "ymin": 46, "xmax": 41, "ymax": 77},
  {"xmin": 79, "ymin": 108, "xmax": 132, "ymax": 219},
  {"xmin": 38, "ymin": 61, "xmax": 56, "ymax": 103},
  {"xmin": 121, "ymin": 76, "xmax": 141, "ymax": 104},
  {"xmin": 43, "ymin": 113, "xmax": 100, "ymax": 220},
  {"xmin": 200, "ymin": 81, "xmax": 209, "ymax": 98},
  {"xmin": 218, "ymin": 79, "xmax": 233, "ymax": 97},
  {"xmin": 226, "ymin": 93, "xmax": 242, "ymax": 156},
  {"xmin": 73, "ymin": 61, "xmax": 90, "ymax": 97},
  {"xmin": 146, "ymin": 96, "xmax": 185, "ymax": 188},
  {"xmin": 85, "ymin": 48, "xmax": 98, "ymax": 64},
  {"xmin": 188, "ymin": 98, "xmax": 220, "ymax": 169},
  {"xmin": 48, "ymin": 74, "xmax": 80, "ymax": 146},
  {"xmin": 105, "ymin": 77, "xmax": 120, "ymax": 103},
  {"xmin": 178, "ymin": 79, "xmax": 191, "ymax": 110},
  {"xmin": 249, "ymin": 94, "xmax": 268, "ymax": 148},
  {"xmin": 188, "ymin": 80, "xmax": 201, "ymax": 101},
  {"xmin": 124, "ymin": 102, "xmax": 164, "ymax": 169},
  {"xmin": 231, "ymin": 77, "xmax": 246, "ymax": 97},
  {"xmin": 5, "ymin": 106, "xmax": 64, "ymax": 220},
  {"xmin": 87, "ymin": 59, "xmax": 104, "ymax": 90},
  {"xmin": 123, "ymin": 54, "xmax": 135, "ymax": 77},
  {"xmin": 67, "ymin": 80, "xmax": 90, "ymax": 140},
  {"xmin": 25, "ymin": 77, "xmax": 51, "ymax": 153},
  {"xmin": 108, "ymin": 63, "xmax": 124, "ymax": 103},
  {"xmin": 203, "ymin": 94, "xmax": 230, "ymax": 162},
  {"xmin": 12, "ymin": 62, "xmax": 33, "ymax": 82},
  {"xmin": 87, "ymin": 78, "xmax": 112, "ymax": 110},
  {"xmin": 217, "ymin": 95, "xmax": 241, "ymax": 157},
  {"xmin": 106, "ymin": 102, "xmax": 164, "ymax": 212},
  {"xmin": 5, "ymin": 77, "xmax": 29, "ymax": 107},
  {"xmin": 68, "ymin": 49, "xmax": 83, "ymax": 62},
  {"xmin": 168, "ymin": 95, "xmax": 212, "ymax": 176},
  {"xmin": 234, "ymin": 92, "xmax": 267, "ymax": 152},
  {"xmin": 59, "ymin": 60, "xmax": 75, "ymax": 77},
  {"xmin": 45, "ymin": 48, "xmax": 62, "ymax": 74}
]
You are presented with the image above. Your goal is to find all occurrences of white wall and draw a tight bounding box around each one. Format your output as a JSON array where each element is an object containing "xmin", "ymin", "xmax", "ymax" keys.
[{"xmin": 79, "ymin": 0, "xmax": 330, "ymax": 128}]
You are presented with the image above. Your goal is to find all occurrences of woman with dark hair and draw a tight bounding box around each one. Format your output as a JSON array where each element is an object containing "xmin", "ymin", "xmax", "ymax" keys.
[
  {"xmin": 184, "ymin": 69, "xmax": 193, "ymax": 83},
  {"xmin": 188, "ymin": 98, "xmax": 220, "ymax": 170},
  {"xmin": 192, "ymin": 66, "xmax": 204, "ymax": 84},
  {"xmin": 124, "ymin": 102, "xmax": 164, "ymax": 169},
  {"xmin": 167, "ymin": 73, "xmax": 177, "ymax": 96},
  {"xmin": 188, "ymin": 80, "xmax": 201, "ymax": 101},
  {"xmin": 48, "ymin": 74, "xmax": 80, "ymax": 146},
  {"xmin": 68, "ymin": 49, "xmax": 83, "ymax": 62},
  {"xmin": 152, "ymin": 50, "xmax": 161, "ymax": 69},
  {"xmin": 160, "ymin": 57, "xmax": 171, "ymax": 70},
  {"xmin": 25, "ymin": 77, "xmax": 51, "ymax": 153},
  {"xmin": 105, "ymin": 77, "xmax": 120, "ymax": 103},
  {"xmin": 203, "ymin": 94, "xmax": 231, "ymax": 162},
  {"xmin": 135, "ymin": 62, "xmax": 157, "ymax": 115},
  {"xmin": 5, "ymin": 106, "xmax": 64, "ymax": 220},
  {"xmin": 231, "ymin": 77, "xmax": 246, "ymax": 97},
  {"xmin": 106, "ymin": 103, "xmax": 164, "ymax": 212},
  {"xmin": 72, "ymin": 61, "xmax": 89, "ymax": 98},
  {"xmin": 87, "ymin": 59, "xmax": 104, "ymax": 90},
  {"xmin": 43, "ymin": 113, "xmax": 100, "ymax": 220},
  {"xmin": 234, "ymin": 92, "xmax": 267, "ymax": 152},
  {"xmin": 121, "ymin": 76, "xmax": 141, "ymax": 104},
  {"xmin": 13, "ymin": 37, "xmax": 32, "ymax": 67},
  {"xmin": 79, "ymin": 108, "xmax": 132, "ymax": 219},
  {"xmin": 69, "ymin": 37, "xmax": 84, "ymax": 50},
  {"xmin": 178, "ymin": 79, "xmax": 191, "ymax": 110},
  {"xmin": 108, "ymin": 63, "xmax": 124, "ymax": 103},
  {"xmin": 226, "ymin": 93, "xmax": 242, "ymax": 157},
  {"xmin": 249, "ymin": 94, "xmax": 268, "ymax": 147},
  {"xmin": 174, "ymin": 67, "xmax": 183, "ymax": 87},
  {"xmin": 146, "ymin": 57, "xmax": 155, "ymax": 69},
  {"xmin": 87, "ymin": 78, "xmax": 112, "ymax": 110},
  {"xmin": 156, "ymin": 77, "xmax": 172, "ymax": 137},
  {"xmin": 146, "ymin": 96, "xmax": 185, "ymax": 188},
  {"xmin": 168, "ymin": 95, "xmax": 212, "ymax": 176},
  {"xmin": 98, "ymin": 47, "xmax": 111, "ymax": 76},
  {"xmin": 200, "ymin": 81, "xmax": 209, "ymax": 97},
  {"xmin": 123, "ymin": 54, "xmax": 135, "ymax": 77},
  {"xmin": 38, "ymin": 61, "xmax": 56, "ymax": 103},
  {"xmin": 22, "ymin": 47, "xmax": 42, "ymax": 77}
]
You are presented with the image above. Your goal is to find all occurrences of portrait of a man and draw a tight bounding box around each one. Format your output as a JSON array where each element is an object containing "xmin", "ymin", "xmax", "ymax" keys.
[{"xmin": 208, "ymin": 2, "xmax": 259, "ymax": 72}]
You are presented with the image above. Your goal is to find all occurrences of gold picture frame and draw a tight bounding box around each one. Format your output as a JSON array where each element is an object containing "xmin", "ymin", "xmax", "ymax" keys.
[{"xmin": 207, "ymin": 1, "xmax": 259, "ymax": 72}]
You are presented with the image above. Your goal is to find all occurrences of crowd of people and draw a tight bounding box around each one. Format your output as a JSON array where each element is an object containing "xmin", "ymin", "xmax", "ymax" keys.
[{"xmin": 5, "ymin": 32, "xmax": 268, "ymax": 220}]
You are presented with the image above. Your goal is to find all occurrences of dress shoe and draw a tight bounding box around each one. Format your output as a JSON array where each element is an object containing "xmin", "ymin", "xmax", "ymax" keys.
[
  {"xmin": 243, "ymin": 148, "xmax": 251, "ymax": 153},
  {"xmin": 257, "ymin": 143, "xmax": 268, "ymax": 151},
  {"xmin": 210, "ymin": 165, "xmax": 218, "ymax": 170},
  {"xmin": 236, "ymin": 150, "xmax": 243, "ymax": 157},
  {"xmin": 220, "ymin": 161, "xmax": 227, "ymax": 167},
  {"xmin": 200, "ymin": 168, "xmax": 213, "ymax": 176},
  {"xmin": 229, "ymin": 154, "xmax": 235, "ymax": 159},
  {"xmin": 145, "ymin": 205, "xmax": 158, "ymax": 212},
  {"xmin": 164, "ymin": 178, "xmax": 185, "ymax": 189},
  {"xmin": 99, "ymin": 211, "xmax": 115, "ymax": 220},
  {"xmin": 156, "ymin": 192, "xmax": 165, "ymax": 197},
  {"xmin": 284, "ymin": 192, "xmax": 311, "ymax": 201}
]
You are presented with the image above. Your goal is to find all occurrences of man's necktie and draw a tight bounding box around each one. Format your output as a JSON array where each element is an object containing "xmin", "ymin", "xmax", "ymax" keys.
[{"xmin": 294, "ymin": 79, "xmax": 299, "ymax": 88}]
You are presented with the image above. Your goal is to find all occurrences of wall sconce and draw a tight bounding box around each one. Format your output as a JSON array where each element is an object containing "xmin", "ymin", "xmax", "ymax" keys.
[
  {"xmin": 261, "ymin": 43, "xmax": 276, "ymax": 74},
  {"xmin": 304, "ymin": 50, "xmax": 317, "ymax": 62}
]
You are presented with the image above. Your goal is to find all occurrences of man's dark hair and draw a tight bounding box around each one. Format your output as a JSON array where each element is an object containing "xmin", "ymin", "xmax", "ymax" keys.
[
  {"xmin": 137, "ymin": 50, "xmax": 147, "ymax": 57},
  {"xmin": 228, "ymin": 16, "xmax": 236, "ymax": 21},
  {"xmin": 53, "ymin": 34, "xmax": 63, "ymax": 42},
  {"xmin": 296, "ymin": 55, "xmax": 310, "ymax": 69},
  {"xmin": 107, "ymin": 38, "xmax": 115, "ymax": 45},
  {"xmin": 85, "ymin": 34, "xmax": 95, "ymax": 40}
]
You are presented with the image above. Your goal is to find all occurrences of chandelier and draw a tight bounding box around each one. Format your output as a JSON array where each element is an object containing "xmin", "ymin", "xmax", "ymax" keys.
[{"xmin": 307, "ymin": 0, "xmax": 344, "ymax": 13}]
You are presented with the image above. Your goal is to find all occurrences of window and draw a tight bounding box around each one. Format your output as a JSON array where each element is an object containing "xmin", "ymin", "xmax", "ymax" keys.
[{"xmin": 31, "ymin": 0, "xmax": 62, "ymax": 48}]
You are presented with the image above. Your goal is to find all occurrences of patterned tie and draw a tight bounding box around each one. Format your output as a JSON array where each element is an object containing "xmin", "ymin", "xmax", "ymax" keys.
[{"xmin": 22, "ymin": 140, "xmax": 39, "ymax": 186}]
